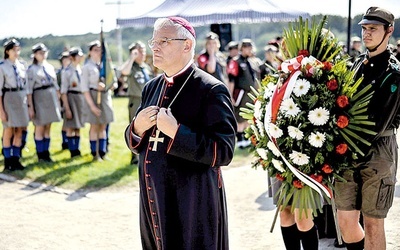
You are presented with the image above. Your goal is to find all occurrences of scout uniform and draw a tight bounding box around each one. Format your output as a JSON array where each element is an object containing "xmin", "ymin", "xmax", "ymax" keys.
[
  {"xmin": 56, "ymin": 51, "xmax": 71, "ymax": 150},
  {"xmin": 60, "ymin": 47, "xmax": 87, "ymax": 157},
  {"xmin": 0, "ymin": 39, "xmax": 29, "ymax": 170},
  {"xmin": 81, "ymin": 40, "xmax": 114, "ymax": 158},
  {"xmin": 26, "ymin": 43, "xmax": 62, "ymax": 162}
]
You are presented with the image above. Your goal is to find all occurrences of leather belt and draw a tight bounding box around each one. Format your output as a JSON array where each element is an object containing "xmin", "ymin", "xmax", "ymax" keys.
[
  {"xmin": 3, "ymin": 87, "xmax": 24, "ymax": 92},
  {"xmin": 34, "ymin": 85, "xmax": 53, "ymax": 91},
  {"xmin": 67, "ymin": 90, "xmax": 82, "ymax": 94}
]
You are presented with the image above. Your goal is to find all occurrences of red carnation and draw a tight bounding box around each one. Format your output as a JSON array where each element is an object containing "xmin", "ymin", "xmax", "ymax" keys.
[
  {"xmin": 298, "ymin": 50, "xmax": 309, "ymax": 57},
  {"xmin": 293, "ymin": 180, "xmax": 304, "ymax": 189},
  {"xmin": 311, "ymin": 174, "xmax": 323, "ymax": 183},
  {"xmin": 322, "ymin": 164, "xmax": 333, "ymax": 174},
  {"xmin": 250, "ymin": 135, "xmax": 257, "ymax": 146},
  {"xmin": 323, "ymin": 61, "xmax": 332, "ymax": 71},
  {"xmin": 337, "ymin": 115, "xmax": 349, "ymax": 129},
  {"xmin": 336, "ymin": 95, "xmax": 349, "ymax": 108},
  {"xmin": 336, "ymin": 143, "xmax": 348, "ymax": 155},
  {"xmin": 326, "ymin": 79, "xmax": 338, "ymax": 91},
  {"xmin": 276, "ymin": 173, "xmax": 285, "ymax": 181}
]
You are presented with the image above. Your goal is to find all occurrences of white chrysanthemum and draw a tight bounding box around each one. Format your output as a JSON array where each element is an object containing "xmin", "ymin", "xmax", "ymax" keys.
[
  {"xmin": 309, "ymin": 131, "xmax": 326, "ymax": 148},
  {"xmin": 269, "ymin": 123, "xmax": 283, "ymax": 138},
  {"xmin": 264, "ymin": 82, "xmax": 276, "ymax": 98},
  {"xmin": 256, "ymin": 148, "xmax": 269, "ymax": 160},
  {"xmin": 267, "ymin": 141, "xmax": 280, "ymax": 157},
  {"xmin": 280, "ymin": 98, "xmax": 301, "ymax": 117},
  {"xmin": 293, "ymin": 78, "xmax": 311, "ymax": 97},
  {"xmin": 308, "ymin": 107, "xmax": 330, "ymax": 126},
  {"xmin": 289, "ymin": 150, "xmax": 310, "ymax": 166},
  {"xmin": 254, "ymin": 100, "xmax": 262, "ymax": 120},
  {"xmin": 272, "ymin": 159, "xmax": 286, "ymax": 172},
  {"xmin": 288, "ymin": 126, "xmax": 304, "ymax": 140}
]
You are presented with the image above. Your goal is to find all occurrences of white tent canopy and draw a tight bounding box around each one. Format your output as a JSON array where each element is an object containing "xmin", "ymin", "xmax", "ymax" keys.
[{"xmin": 117, "ymin": 0, "xmax": 310, "ymax": 27}]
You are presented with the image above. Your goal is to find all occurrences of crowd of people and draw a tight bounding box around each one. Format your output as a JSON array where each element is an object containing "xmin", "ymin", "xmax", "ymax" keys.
[{"xmin": 0, "ymin": 39, "xmax": 117, "ymax": 171}]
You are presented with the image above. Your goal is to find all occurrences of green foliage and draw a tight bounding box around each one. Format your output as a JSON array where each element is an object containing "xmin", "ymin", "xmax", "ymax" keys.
[{"xmin": 0, "ymin": 97, "xmax": 138, "ymax": 191}]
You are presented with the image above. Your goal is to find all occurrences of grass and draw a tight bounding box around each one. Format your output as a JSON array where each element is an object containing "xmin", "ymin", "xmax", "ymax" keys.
[
  {"xmin": 0, "ymin": 96, "xmax": 255, "ymax": 191},
  {"xmin": 0, "ymin": 97, "xmax": 138, "ymax": 191}
]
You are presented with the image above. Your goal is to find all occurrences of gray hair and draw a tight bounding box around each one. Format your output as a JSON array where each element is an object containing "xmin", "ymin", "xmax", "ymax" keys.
[{"xmin": 153, "ymin": 18, "xmax": 196, "ymax": 57}]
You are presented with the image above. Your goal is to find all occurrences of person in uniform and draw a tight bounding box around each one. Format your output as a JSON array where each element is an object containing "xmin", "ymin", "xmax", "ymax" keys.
[
  {"xmin": 56, "ymin": 51, "xmax": 71, "ymax": 150},
  {"xmin": 26, "ymin": 43, "xmax": 62, "ymax": 162},
  {"xmin": 125, "ymin": 17, "xmax": 236, "ymax": 249},
  {"xmin": 81, "ymin": 40, "xmax": 114, "ymax": 160},
  {"xmin": 259, "ymin": 44, "xmax": 279, "ymax": 80},
  {"xmin": 348, "ymin": 36, "xmax": 363, "ymax": 63},
  {"xmin": 227, "ymin": 38, "xmax": 259, "ymax": 149},
  {"xmin": 335, "ymin": 7, "xmax": 400, "ymax": 250},
  {"xmin": 120, "ymin": 41, "xmax": 153, "ymax": 164},
  {"xmin": 225, "ymin": 40, "xmax": 239, "ymax": 65},
  {"xmin": 197, "ymin": 31, "xmax": 227, "ymax": 84},
  {"xmin": 60, "ymin": 47, "xmax": 86, "ymax": 158},
  {"xmin": 0, "ymin": 38, "xmax": 29, "ymax": 171}
]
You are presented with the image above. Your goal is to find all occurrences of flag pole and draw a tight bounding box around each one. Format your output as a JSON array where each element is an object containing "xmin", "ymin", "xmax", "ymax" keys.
[{"xmin": 94, "ymin": 19, "xmax": 104, "ymax": 161}]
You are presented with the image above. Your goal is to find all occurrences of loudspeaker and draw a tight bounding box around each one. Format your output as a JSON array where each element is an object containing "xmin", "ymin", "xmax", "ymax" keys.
[{"xmin": 210, "ymin": 23, "xmax": 232, "ymax": 51}]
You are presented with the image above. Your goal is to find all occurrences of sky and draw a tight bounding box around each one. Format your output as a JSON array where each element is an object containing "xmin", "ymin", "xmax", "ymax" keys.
[{"xmin": 0, "ymin": 0, "xmax": 399, "ymax": 39}]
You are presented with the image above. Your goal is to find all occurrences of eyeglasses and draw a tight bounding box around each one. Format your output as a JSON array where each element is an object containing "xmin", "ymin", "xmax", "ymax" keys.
[{"xmin": 148, "ymin": 37, "xmax": 187, "ymax": 48}]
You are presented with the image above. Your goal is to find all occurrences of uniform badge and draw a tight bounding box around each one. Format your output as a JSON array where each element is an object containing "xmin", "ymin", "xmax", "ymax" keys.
[{"xmin": 391, "ymin": 84, "xmax": 397, "ymax": 92}]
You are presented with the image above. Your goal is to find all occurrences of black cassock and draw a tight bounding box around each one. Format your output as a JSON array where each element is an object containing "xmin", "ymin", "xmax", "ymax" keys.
[{"xmin": 125, "ymin": 64, "xmax": 237, "ymax": 250}]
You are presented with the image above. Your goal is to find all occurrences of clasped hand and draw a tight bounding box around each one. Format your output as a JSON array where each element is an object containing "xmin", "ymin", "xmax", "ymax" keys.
[{"xmin": 134, "ymin": 106, "xmax": 178, "ymax": 138}]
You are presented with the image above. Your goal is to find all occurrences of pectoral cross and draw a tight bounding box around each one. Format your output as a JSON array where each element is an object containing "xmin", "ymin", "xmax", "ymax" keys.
[{"xmin": 149, "ymin": 129, "xmax": 164, "ymax": 151}]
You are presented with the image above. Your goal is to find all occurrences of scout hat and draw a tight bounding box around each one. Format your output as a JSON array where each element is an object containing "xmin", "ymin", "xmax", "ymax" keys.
[
  {"xmin": 240, "ymin": 38, "xmax": 253, "ymax": 48},
  {"xmin": 58, "ymin": 51, "xmax": 70, "ymax": 61},
  {"xmin": 226, "ymin": 41, "xmax": 239, "ymax": 51},
  {"xmin": 88, "ymin": 40, "xmax": 101, "ymax": 50},
  {"xmin": 32, "ymin": 43, "xmax": 48, "ymax": 53},
  {"xmin": 69, "ymin": 46, "xmax": 84, "ymax": 56},
  {"xmin": 206, "ymin": 31, "xmax": 219, "ymax": 40},
  {"xmin": 3, "ymin": 38, "xmax": 20, "ymax": 51},
  {"xmin": 358, "ymin": 6, "xmax": 394, "ymax": 26},
  {"xmin": 128, "ymin": 41, "xmax": 145, "ymax": 51}
]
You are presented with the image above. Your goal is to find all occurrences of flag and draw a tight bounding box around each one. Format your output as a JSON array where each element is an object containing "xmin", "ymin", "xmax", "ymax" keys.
[{"xmin": 100, "ymin": 24, "xmax": 117, "ymax": 90}]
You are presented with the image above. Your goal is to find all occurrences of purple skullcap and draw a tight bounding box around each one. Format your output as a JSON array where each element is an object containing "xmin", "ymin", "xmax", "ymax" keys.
[{"xmin": 168, "ymin": 16, "xmax": 196, "ymax": 38}]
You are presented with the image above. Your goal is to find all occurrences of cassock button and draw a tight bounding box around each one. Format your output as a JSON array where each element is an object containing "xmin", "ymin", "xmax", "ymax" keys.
[
  {"xmin": 148, "ymin": 187, "xmax": 152, "ymax": 191},
  {"xmin": 150, "ymin": 199, "xmax": 154, "ymax": 203},
  {"xmin": 154, "ymin": 224, "xmax": 159, "ymax": 228},
  {"xmin": 145, "ymin": 174, "xmax": 150, "ymax": 178},
  {"xmin": 157, "ymin": 237, "xmax": 161, "ymax": 241},
  {"xmin": 152, "ymin": 212, "xmax": 156, "ymax": 216}
]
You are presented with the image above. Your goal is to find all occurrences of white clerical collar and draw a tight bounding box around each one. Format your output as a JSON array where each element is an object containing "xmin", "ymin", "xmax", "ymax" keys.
[{"xmin": 164, "ymin": 59, "xmax": 194, "ymax": 83}]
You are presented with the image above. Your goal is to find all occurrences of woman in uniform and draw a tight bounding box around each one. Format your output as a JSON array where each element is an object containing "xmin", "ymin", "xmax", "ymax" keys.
[
  {"xmin": 60, "ymin": 47, "xmax": 86, "ymax": 158},
  {"xmin": 81, "ymin": 40, "xmax": 114, "ymax": 160},
  {"xmin": 56, "ymin": 51, "xmax": 71, "ymax": 150},
  {"xmin": 0, "ymin": 38, "xmax": 29, "ymax": 171},
  {"xmin": 26, "ymin": 43, "xmax": 62, "ymax": 162}
]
